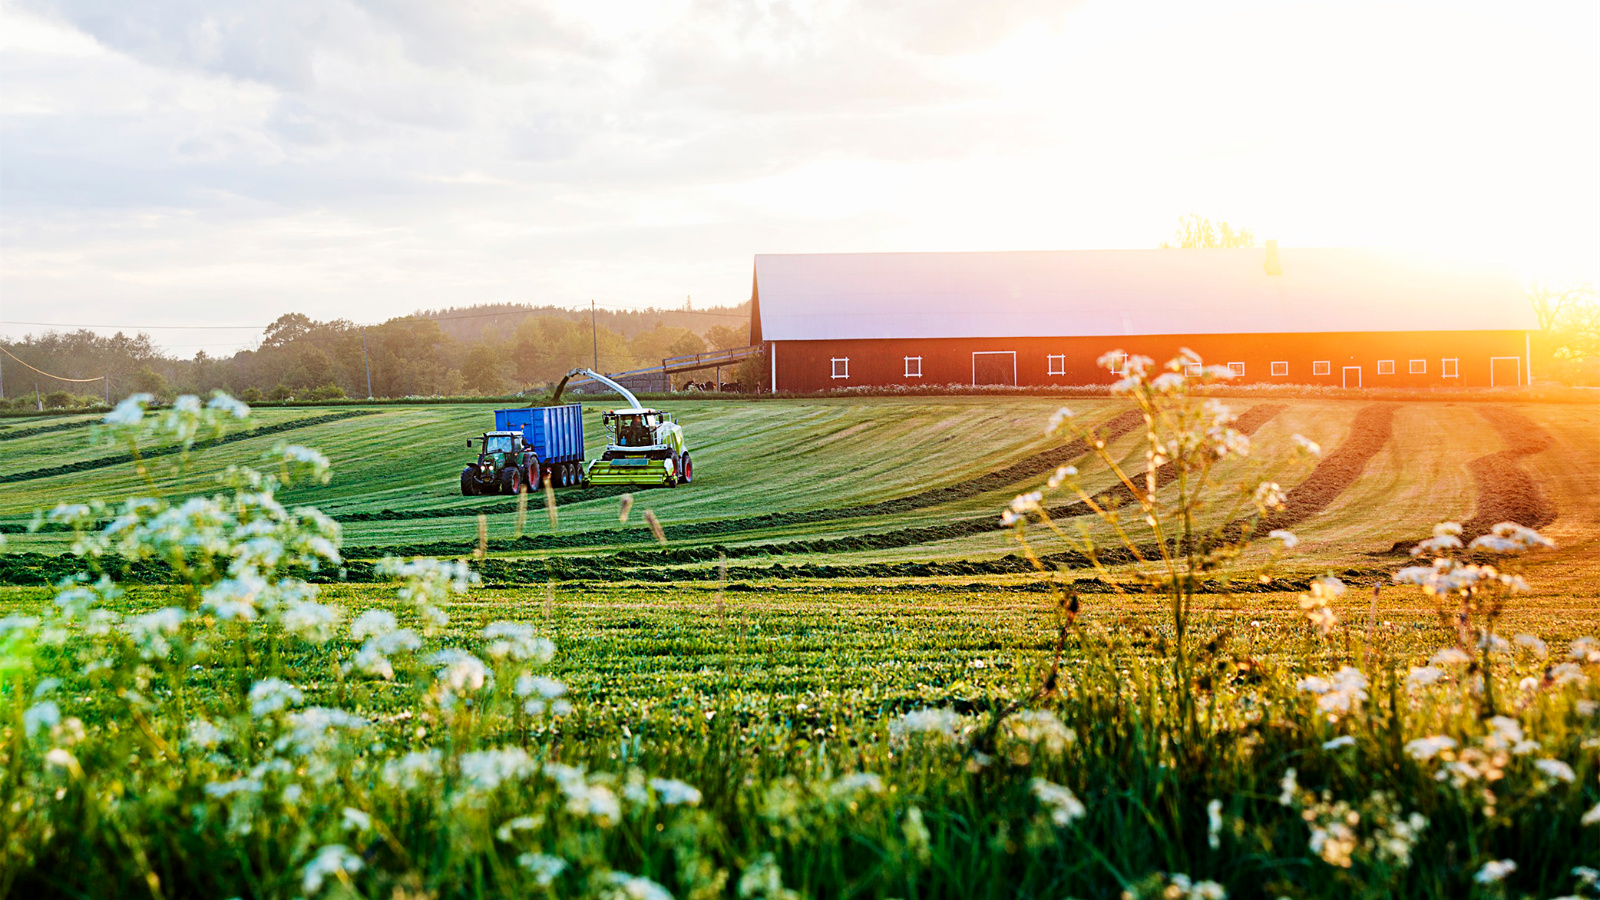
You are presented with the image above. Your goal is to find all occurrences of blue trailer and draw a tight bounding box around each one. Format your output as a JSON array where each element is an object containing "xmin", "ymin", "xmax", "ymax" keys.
[{"xmin": 493, "ymin": 404, "xmax": 586, "ymax": 487}]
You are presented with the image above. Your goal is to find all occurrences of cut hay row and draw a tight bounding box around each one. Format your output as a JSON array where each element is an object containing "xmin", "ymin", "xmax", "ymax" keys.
[
  {"xmin": 1461, "ymin": 406, "xmax": 1557, "ymax": 536},
  {"xmin": 0, "ymin": 410, "xmax": 379, "ymax": 485}
]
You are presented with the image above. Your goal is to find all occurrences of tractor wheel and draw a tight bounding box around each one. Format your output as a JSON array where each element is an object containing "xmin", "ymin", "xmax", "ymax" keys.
[
  {"xmin": 524, "ymin": 460, "xmax": 541, "ymax": 492},
  {"xmin": 460, "ymin": 469, "xmax": 476, "ymax": 496},
  {"xmin": 679, "ymin": 453, "xmax": 693, "ymax": 484},
  {"xmin": 500, "ymin": 468, "xmax": 521, "ymax": 496}
]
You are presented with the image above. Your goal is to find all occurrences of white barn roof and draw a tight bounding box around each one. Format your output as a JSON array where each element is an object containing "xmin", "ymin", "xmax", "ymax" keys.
[{"xmin": 752, "ymin": 248, "xmax": 1534, "ymax": 342}]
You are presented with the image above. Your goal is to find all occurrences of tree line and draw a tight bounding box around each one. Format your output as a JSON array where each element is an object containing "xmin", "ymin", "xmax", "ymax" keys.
[{"xmin": 0, "ymin": 303, "xmax": 755, "ymax": 409}]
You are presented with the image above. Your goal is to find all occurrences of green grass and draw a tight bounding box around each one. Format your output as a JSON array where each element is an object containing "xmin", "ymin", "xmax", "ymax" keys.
[{"xmin": 3, "ymin": 392, "xmax": 1600, "ymax": 899}]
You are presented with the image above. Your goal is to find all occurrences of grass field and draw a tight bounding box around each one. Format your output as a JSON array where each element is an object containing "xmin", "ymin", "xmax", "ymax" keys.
[{"xmin": 2, "ymin": 391, "xmax": 1598, "ymax": 898}]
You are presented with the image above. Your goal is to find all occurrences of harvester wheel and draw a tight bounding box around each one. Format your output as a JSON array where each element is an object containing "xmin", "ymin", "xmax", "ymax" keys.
[
  {"xmin": 679, "ymin": 453, "xmax": 693, "ymax": 484},
  {"xmin": 500, "ymin": 468, "xmax": 521, "ymax": 495}
]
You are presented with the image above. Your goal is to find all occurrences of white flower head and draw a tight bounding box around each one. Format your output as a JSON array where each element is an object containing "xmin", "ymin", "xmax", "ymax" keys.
[
  {"xmin": 1405, "ymin": 735, "xmax": 1457, "ymax": 761},
  {"xmin": 1474, "ymin": 859, "xmax": 1517, "ymax": 884},
  {"xmin": 482, "ymin": 621, "xmax": 556, "ymax": 662},
  {"xmin": 1269, "ymin": 529, "xmax": 1299, "ymax": 549},
  {"xmin": 302, "ymin": 844, "xmax": 363, "ymax": 895},
  {"xmin": 247, "ymin": 678, "xmax": 305, "ymax": 717},
  {"xmin": 1030, "ymin": 777, "xmax": 1086, "ymax": 826},
  {"xmin": 103, "ymin": 393, "xmax": 155, "ymax": 426},
  {"xmin": 24, "ymin": 701, "xmax": 61, "ymax": 738}
]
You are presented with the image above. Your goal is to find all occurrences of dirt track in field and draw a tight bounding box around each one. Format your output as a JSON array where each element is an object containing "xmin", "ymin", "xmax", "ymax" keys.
[{"xmin": 1460, "ymin": 406, "xmax": 1556, "ymax": 537}]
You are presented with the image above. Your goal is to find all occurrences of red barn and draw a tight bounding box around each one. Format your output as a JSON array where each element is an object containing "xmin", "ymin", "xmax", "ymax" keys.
[{"xmin": 748, "ymin": 247, "xmax": 1536, "ymax": 392}]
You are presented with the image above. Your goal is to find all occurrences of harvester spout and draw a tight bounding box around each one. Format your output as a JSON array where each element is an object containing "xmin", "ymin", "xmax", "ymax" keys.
[{"xmin": 550, "ymin": 367, "xmax": 645, "ymax": 410}]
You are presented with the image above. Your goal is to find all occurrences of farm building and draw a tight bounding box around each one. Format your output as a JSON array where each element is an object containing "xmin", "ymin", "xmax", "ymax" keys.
[{"xmin": 748, "ymin": 246, "xmax": 1536, "ymax": 392}]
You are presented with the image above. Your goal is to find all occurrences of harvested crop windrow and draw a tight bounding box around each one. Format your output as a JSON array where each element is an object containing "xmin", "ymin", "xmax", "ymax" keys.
[
  {"xmin": 339, "ymin": 405, "xmax": 1284, "ymax": 561},
  {"xmin": 0, "ymin": 410, "xmax": 379, "ymax": 485},
  {"xmin": 333, "ymin": 408, "xmax": 1149, "ymax": 526},
  {"xmin": 0, "ymin": 546, "xmax": 1388, "ymax": 592},
  {"xmin": 1460, "ymin": 406, "xmax": 1556, "ymax": 537},
  {"xmin": 1221, "ymin": 403, "xmax": 1397, "ymax": 540},
  {"xmin": 0, "ymin": 418, "xmax": 97, "ymax": 442},
  {"xmin": 1039, "ymin": 403, "xmax": 1286, "ymax": 521}
]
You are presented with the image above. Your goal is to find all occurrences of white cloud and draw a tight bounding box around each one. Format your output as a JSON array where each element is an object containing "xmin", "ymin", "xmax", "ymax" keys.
[{"xmin": 1, "ymin": 0, "xmax": 1596, "ymax": 353}]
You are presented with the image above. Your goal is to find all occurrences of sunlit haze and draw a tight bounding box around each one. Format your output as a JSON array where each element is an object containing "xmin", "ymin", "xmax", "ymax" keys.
[{"xmin": 1, "ymin": 0, "xmax": 1595, "ymax": 354}]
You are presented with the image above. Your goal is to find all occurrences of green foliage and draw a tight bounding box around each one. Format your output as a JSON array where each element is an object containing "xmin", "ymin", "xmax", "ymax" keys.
[{"xmin": 1, "ymin": 391, "xmax": 1597, "ymax": 899}]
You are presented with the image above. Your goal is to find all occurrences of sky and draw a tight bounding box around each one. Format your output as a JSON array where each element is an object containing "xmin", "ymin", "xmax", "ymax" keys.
[{"xmin": 1, "ymin": 0, "xmax": 1596, "ymax": 357}]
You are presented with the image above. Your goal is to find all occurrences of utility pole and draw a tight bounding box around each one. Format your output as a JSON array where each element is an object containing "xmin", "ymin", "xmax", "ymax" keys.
[
  {"xmin": 0, "ymin": 350, "xmax": 5, "ymax": 400},
  {"xmin": 362, "ymin": 329, "xmax": 373, "ymax": 399},
  {"xmin": 35, "ymin": 382, "xmax": 42, "ymax": 412},
  {"xmin": 590, "ymin": 299, "xmax": 598, "ymax": 372},
  {"xmin": 104, "ymin": 374, "xmax": 109, "ymax": 405}
]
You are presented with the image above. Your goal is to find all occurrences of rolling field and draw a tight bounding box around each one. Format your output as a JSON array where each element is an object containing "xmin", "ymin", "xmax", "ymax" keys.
[
  {"xmin": 4, "ymin": 395, "xmax": 1598, "ymax": 592},
  {"xmin": 4, "ymin": 391, "xmax": 1600, "ymax": 898}
]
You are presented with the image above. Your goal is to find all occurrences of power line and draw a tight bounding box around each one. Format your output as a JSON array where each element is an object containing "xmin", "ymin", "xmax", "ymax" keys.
[{"xmin": 0, "ymin": 344, "xmax": 107, "ymax": 384}]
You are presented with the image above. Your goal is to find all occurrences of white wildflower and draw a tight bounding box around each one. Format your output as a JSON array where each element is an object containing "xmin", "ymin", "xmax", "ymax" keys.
[
  {"xmin": 1254, "ymin": 481, "xmax": 1287, "ymax": 511},
  {"xmin": 1292, "ymin": 434, "xmax": 1322, "ymax": 456},
  {"xmin": 340, "ymin": 808, "xmax": 372, "ymax": 832},
  {"xmin": 428, "ymin": 649, "xmax": 489, "ymax": 693},
  {"xmin": 1278, "ymin": 768, "xmax": 1298, "ymax": 806},
  {"xmin": 1534, "ymin": 759, "xmax": 1576, "ymax": 783},
  {"xmin": 1474, "ymin": 859, "xmax": 1517, "ymax": 884},
  {"xmin": 1322, "ymin": 735, "xmax": 1356, "ymax": 750},
  {"xmin": 350, "ymin": 609, "xmax": 398, "ymax": 640},
  {"xmin": 1429, "ymin": 647, "xmax": 1472, "ymax": 667},
  {"xmin": 301, "ymin": 844, "xmax": 363, "ymax": 895},
  {"xmin": 1269, "ymin": 529, "xmax": 1299, "ymax": 549},
  {"xmin": 247, "ymin": 678, "xmax": 304, "ymax": 717},
  {"xmin": 1405, "ymin": 736, "xmax": 1457, "ymax": 761},
  {"xmin": 186, "ymin": 719, "xmax": 229, "ymax": 750},
  {"xmin": 483, "ymin": 621, "xmax": 556, "ymax": 662},
  {"xmin": 518, "ymin": 853, "xmax": 567, "ymax": 887},
  {"xmin": 382, "ymin": 750, "xmax": 443, "ymax": 790},
  {"xmin": 1570, "ymin": 637, "xmax": 1600, "ymax": 663},
  {"xmin": 648, "ymin": 778, "xmax": 703, "ymax": 807},
  {"xmin": 281, "ymin": 600, "xmax": 341, "ymax": 644},
  {"xmin": 603, "ymin": 872, "xmax": 673, "ymax": 900},
  {"xmin": 1513, "ymin": 633, "xmax": 1548, "ymax": 658},
  {"xmin": 44, "ymin": 747, "xmax": 80, "ymax": 773},
  {"xmin": 1046, "ymin": 464, "xmax": 1077, "ymax": 489},
  {"xmin": 203, "ymin": 776, "xmax": 263, "ymax": 798},
  {"xmin": 1029, "ymin": 778, "xmax": 1086, "ymax": 826},
  {"xmin": 1405, "ymin": 666, "xmax": 1446, "ymax": 689},
  {"xmin": 1207, "ymin": 798, "xmax": 1224, "ymax": 849},
  {"xmin": 496, "ymin": 816, "xmax": 541, "ymax": 841},
  {"xmin": 103, "ymin": 393, "xmax": 154, "ymax": 426},
  {"xmin": 1469, "ymin": 522, "xmax": 1554, "ymax": 554},
  {"xmin": 887, "ymin": 707, "xmax": 969, "ymax": 745},
  {"xmin": 827, "ymin": 772, "xmax": 884, "ymax": 799},
  {"xmin": 1582, "ymin": 802, "xmax": 1600, "ymax": 826},
  {"xmin": 458, "ymin": 748, "xmax": 534, "ymax": 793},
  {"xmin": 207, "ymin": 392, "xmax": 251, "ymax": 418}
]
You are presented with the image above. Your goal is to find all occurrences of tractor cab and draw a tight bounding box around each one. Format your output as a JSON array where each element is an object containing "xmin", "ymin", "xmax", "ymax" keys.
[
  {"xmin": 479, "ymin": 431, "xmax": 523, "ymax": 455},
  {"xmin": 603, "ymin": 409, "xmax": 674, "ymax": 449}
]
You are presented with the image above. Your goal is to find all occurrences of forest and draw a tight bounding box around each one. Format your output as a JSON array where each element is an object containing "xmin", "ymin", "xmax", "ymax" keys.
[{"xmin": 0, "ymin": 302, "xmax": 754, "ymax": 408}]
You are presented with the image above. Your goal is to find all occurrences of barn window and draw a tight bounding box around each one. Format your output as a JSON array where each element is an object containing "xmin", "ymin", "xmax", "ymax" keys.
[
  {"xmin": 1271, "ymin": 361, "xmax": 1289, "ymax": 377},
  {"xmin": 1104, "ymin": 352, "xmax": 1129, "ymax": 375},
  {"xmin": 1442, "ymin": 358, "xmax": 1459, "ymax": 378},
  {"xmin": 1410, "ymin": 359, "xmax": 1427, "ymax": 374},
  {"xmin": 1312, "ymin": 361, "xmax": 1331, "ymax": 376},
  {"xmin": 904, "ymin": 356, "xmax": 922, "ymax": 378},
  {"xmin": 1377, "ymin": 360, "xmax": 1395, "ymax": 375},
  {"xmin": 1227, "ymin": 362, "xmax": 1245, "ymax": 377},
  {"xmin": 831, "ymin": 358, "xmax": 849, "ymax": 380},
  {"xmin": 1047, "ymin": 354, "xmax": 1066, "ymax": 376},
  {"xmin": 1184, "ymin": 362, "xmax": 1203, "ymax": 378}
]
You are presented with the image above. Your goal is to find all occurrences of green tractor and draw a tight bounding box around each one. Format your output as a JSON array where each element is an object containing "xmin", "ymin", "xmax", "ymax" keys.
[{"xmin": 460, "ymin": 431, "xmax": 540, "ymax": 495}]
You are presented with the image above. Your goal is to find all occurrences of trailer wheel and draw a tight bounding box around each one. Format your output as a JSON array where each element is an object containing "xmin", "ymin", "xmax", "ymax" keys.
[{"xmin": 679, "ymin": 453, "xmax": 693, "ymax": 484}]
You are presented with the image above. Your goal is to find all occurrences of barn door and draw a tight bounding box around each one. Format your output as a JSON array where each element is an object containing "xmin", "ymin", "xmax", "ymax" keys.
[
  {"xmin": 1490, "ymin": 357, "xmax": 1521, "ymax": 387},
  {"xmin": 972, "ymin": 351, "xmax": 1017, "ymax": 386},
  {"xmin": 1342, "ymin": 366, "xmax": 1362, "ymax": 388}
]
